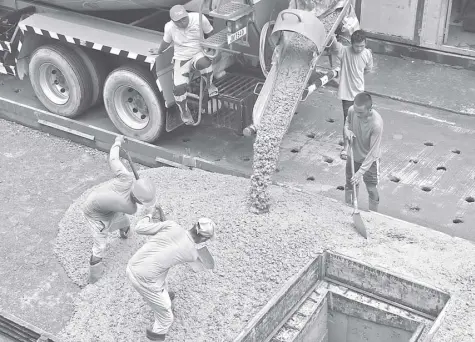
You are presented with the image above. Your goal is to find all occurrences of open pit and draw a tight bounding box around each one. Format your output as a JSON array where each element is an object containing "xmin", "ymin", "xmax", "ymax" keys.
[{"xmin": 46, "ymin": 167, "xmax": 475, "ymax": 342}]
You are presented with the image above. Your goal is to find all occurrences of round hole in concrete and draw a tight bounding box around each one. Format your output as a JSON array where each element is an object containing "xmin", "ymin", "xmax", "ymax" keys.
[
  {"xmin": 409, "ymin": 159, "xmax": 418, "ymax": 164},
  {"xmin": 408, "ymin": 204, "xmax": 421, "ymax": 212},
  {"xmin": 421, "ymin": 186, "xmax": 433, "ymax": 192},
  {"xmin": 436, "ymin": 166, "xmax": 447, "ymax": 171},
  {"xmin": 424, "ymin": 142, "xmax": 434, "ymax": 146},
  {"xmin": 389, "ymin": 176, "xmax": 400, "ymax": 183},
  {"xmin": 182, "ymin": 138, "xmax": 190, "ymax": 143},
  {"xmin": 291, "ymin": 148, "xmax": 300, "ymax": 153},
  {"xmin": 276, "ymin": 168, "xmax": 280, "ymax": 173},
  {"xmin": 338, "ymin": 140, "xmax": 344, "ymax": 147},
  {"xmin": 466, "ymin": 196, "xmax": 475, "ymax": 203},
  {"xmin": 452, "ymin": 149, "xmax": 461, "ymax": 154},
  {"xmin": 306, "ymin": 133, "xmax": 316, "ymax": 139},
  {"xmin": 324, "ymin": 156, "xmax": 334, "ymax": 164},
  {"xmin": 242, "ymin": 156, "xmax": 250, "ymax": 162},
  {"xmin": 214, "ymin": 158, "xmax": 221, "ymax": 162},
  {"xmin": 336, "ymin": 186, "xmax": 344, "ymax": 191},
  {"xmin": 326, "ymin": 118, "xmax": 335, "ymax": 123},
  {"xmin": 307, "ymin": 176, "xmax": 315, "ymax": 181},
  {"xmin": 453, "ymin": 218, "xmax": 464, "ymax": 224}
]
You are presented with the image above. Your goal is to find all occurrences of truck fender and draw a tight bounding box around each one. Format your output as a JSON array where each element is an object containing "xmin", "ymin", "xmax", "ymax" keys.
[{"xmin": 15, "ymin": 32, "xmax": 50, "ymax": 79}]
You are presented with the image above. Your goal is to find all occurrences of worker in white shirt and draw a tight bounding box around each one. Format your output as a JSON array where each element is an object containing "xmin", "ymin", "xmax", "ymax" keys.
[
  {"xmin": 150, "ymin": 5, "xmax": 218, "ymax": 125},
  {"xmin": 82, "ymin": 135, "xmax": 156, "ymax": 284},
  {"xmin": 126, "ymin": 204, "xmax": 216, "ymax": 341}
]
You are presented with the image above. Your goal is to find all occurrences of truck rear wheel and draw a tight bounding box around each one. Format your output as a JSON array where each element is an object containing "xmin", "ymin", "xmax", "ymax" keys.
[
  {"xmin": 71, "ymin": 46, "xmax": 109, "ymax": 108},
  {"xmin": 103, "ymin": 65, "xmax": 165, "ymax": 143},
  {"xmin": 29, "ymin": 44, "xmax": 93, "ymax": 118}
]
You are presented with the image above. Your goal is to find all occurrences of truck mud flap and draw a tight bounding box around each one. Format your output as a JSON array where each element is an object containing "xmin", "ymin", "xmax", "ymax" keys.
[{"xmin": 165, "ymin": 105, "xmax": 184, "ymax": 132}]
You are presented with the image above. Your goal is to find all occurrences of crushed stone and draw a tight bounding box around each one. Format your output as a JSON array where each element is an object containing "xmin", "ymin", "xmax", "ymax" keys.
[
  {"xmin": 249, "ymin": 4, "xmax": 341, "ymax": 213},
  {"xmin": 55, "ymin": 167, "xmax": 475, "ymax": 342}
]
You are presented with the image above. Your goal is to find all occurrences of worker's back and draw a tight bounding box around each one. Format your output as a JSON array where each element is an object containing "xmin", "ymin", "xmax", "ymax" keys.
[
  {"xmin": 128, "ymin": 221, "xmax": 198, "ymax": 289},
  {"xmin": 82, "ymin": 172, "xmax": 137, "ymax": 221}
]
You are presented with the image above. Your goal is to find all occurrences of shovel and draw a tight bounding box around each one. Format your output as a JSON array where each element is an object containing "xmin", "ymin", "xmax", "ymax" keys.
[{"xmin": 349, "ymin": 140, "xmax": 367, "ymax": 239}]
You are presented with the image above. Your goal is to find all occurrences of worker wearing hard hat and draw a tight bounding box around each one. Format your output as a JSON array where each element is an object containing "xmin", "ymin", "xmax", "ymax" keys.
[
  {"xmin": 126, "ymin": 205, "xmax": 216, "ymax": 341},
  {"xmin": 82, "ymin": 135, "xmax": 156, "ymax": 284},
  {"xmin": 149, "ymin": 4, "xmax": 218, "ymax": 125}
]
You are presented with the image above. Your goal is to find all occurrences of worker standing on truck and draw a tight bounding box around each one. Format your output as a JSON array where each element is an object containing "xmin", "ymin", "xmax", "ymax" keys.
[
  {"xmin": 126, "ymin": 205, "xmax": 216, "ymax": 341},
  {"xmin": 82, "ymin": 135, "xmax": 157, "ymax": 284},
  {"xmin": 344, "ymin": 92, "xmax": 383, "ymax": 212},
  {"xmin": 329, "ymin": 30, "xmax": 373, "ymax": 161},
  {"xmin": 149, "ymin": 5, "xmax": 218, "ymax": 125}
]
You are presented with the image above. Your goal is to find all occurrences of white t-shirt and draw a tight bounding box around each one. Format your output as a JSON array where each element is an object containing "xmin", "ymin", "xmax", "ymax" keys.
[
  {"xmin": 163, "ymin": 12, "xmax": 213, "ymax": 61},
  {"xmin": 334, "ymin": 44, "xmax": 373, "ymax": 101}
]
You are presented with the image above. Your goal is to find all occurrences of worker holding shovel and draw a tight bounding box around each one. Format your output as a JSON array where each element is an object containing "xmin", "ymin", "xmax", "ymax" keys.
[
  {"xmin": 82, "ymin": 135, "xmax": 157, "ymax": 284},
  {"xmin": 344, "ymin": 92, "xmax": 383, "ymax": 213},
  {"xmin": 126, "ymin": 204, "xmax": 216, "ymax": 341}
]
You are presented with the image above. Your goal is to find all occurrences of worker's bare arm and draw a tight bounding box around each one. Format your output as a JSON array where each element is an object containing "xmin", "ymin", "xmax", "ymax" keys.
[
  {"xmin": 364, "ymin": 50, "xmax": 374, "ymax": 74},
  {"xmin": 150, "ymin": 40, "xmax": 171, "ymax": 55},
  {"xmin": 328, "ymin": 36, "xmax": 344, "ymax": 60},
  {"xmin": 202, "ymin": 15, "xmax": 213, "ymax": 38},
  {"xmin": 358, "ymin": 121, "xmax": 383, "ymax": 173},
  {"xmin": 134, "ymin": 216, "xmax": 169, "ymax": 235},
  {"xmin": 109, "ymin": 136, "xmax": 129, "ymax": 176}
]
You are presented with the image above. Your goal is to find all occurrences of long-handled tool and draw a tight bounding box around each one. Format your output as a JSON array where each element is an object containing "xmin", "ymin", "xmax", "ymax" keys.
[
  {"xmin": 121, "ymin": 137, "xmax": 139, "ymax": 180},
  {"xmin": 349, "ymin": 139, "xmax": 367, "ymax": 239}
]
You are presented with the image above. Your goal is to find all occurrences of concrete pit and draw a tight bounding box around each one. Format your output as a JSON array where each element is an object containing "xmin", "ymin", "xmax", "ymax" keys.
[
  {"xmin": 424, "ymin": 142, "xmax": 434, "ymax": 146},
  {"xmin": 236, "ymin": 251, "xmax": 450, "ymax": 342}
]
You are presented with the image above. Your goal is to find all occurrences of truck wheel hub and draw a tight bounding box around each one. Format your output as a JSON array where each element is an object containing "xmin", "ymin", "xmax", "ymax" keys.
[
  {"xmin": 115, "ymin": 86, "xmax": 150, "ymax": 130},
  {"xmin": 39, "ymin": 63, "xmax": 70, "ymax": 105}
]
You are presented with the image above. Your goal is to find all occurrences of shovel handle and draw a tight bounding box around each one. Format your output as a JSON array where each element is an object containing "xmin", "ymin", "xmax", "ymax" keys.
[
  {"xmin": 348, "ymin": 138, "xmax": 359, "ymax": 211},
  {"xmin": 121, "ymin": 137, "xmax": 140, "ymax": 180}
]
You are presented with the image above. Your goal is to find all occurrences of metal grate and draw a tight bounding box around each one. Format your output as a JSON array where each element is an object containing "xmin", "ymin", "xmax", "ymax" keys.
[
  {"xmin": 202, "ymin": 29, "xmax": 228, "ymax": 49},
  {"xmin": 214, "ymin": 73, "xmax": 260, "ymax": 99},
  {"xmin": 210, "ymin": 1, "xmax": 253, "ymax": 21}
]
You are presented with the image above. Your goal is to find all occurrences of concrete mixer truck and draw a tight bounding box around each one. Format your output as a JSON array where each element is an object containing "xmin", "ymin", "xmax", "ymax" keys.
[{"xmin": 0, "ymin": 0, "xmax": 355, "ymax": 143}]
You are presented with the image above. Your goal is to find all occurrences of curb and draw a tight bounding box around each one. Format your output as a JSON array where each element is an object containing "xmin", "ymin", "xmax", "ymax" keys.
[{"xmin": 325, "ymin": 82, "xmax": 474, "ymax": 117}]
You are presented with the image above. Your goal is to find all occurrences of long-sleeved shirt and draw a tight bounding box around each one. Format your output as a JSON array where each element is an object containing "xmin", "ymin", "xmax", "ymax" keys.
[
  {"xmin": 331, "ymin": 41, "xmax": 373, "ymax": 101},
  {"xmin": 346, "ymin": 107, "xmax": 383, "ymax": 173},
  {"xmin": 127, "ymin": 219, "xmax": 199, "ymax": 290},
  {"xmin": 82, "ymin": 143, "xmax": 136, "ymax": 221}
]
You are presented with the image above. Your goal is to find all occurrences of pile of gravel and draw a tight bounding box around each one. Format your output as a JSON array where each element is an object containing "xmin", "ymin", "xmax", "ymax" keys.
[
  {"xmin": 249, "ymin": 4, "xmax": 342, "ymax": 213},
  {"xmin": 55, "ymin": 167, "xmax": 475, "ymax": 342}
]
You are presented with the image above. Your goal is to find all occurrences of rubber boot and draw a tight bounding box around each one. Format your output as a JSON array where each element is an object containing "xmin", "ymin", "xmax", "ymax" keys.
[
  {"xmin": 369, "ymin": 199, "xmax": 379, "ymax": 212},
  {"xmin": 146, "ymin": 328, "xmax": 166, "ymax": 341},
  {"xmin": 89, "ymin": 255, "xmax": 104, "ymax": 284},
  {"xmin": 203, "ymin": 73, "xmax": 218, "ymax": 97},
  {"xmin": 345, "ymin": 186, "xmax": 359, "ymax": 205},
  {"xmin": 177, "ymin": 100, "xmax": 193, "ymax": 125}
]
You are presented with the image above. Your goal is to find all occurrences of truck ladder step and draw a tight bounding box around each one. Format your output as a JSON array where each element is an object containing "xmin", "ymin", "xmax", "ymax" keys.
[
  {"xmin": 209, "ymin": 2, "xmax": 253, "ymax": 21},
  {"xmin": 202, "ymin": 28, "xmax": 228, "ymax": 49}
]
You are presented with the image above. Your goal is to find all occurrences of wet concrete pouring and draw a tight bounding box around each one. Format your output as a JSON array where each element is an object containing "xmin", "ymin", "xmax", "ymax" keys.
[{"xmin": 1, "ymin": 73, "xmax": 474, "ymax": 241}]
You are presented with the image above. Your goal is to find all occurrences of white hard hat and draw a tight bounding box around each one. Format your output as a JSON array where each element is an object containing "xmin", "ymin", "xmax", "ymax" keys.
[
  {"xmin": 170, "ymin": 5, "xmax": 188, "ymax": 21},
  {"xmin": 197, "ymin": 217, "xmax": 216, "ymax": 240},
  {"xmin": 131, "ymin": 178, "xmax": 156, "ymax": 208}
]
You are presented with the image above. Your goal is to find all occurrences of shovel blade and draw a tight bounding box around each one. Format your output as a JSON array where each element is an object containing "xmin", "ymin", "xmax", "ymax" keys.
[{"xmin": 352, "ymin": 212, "xmax": 367, "ymax": 239}]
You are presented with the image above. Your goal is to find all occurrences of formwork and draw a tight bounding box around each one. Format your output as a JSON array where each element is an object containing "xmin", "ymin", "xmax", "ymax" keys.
[
  {"xmin": 0, "ymin": 311, "xmax": 58, "ymax": 342},
  {"xmin": 234, "ymin": 251, "xmax": 451, "ymax": 342}
]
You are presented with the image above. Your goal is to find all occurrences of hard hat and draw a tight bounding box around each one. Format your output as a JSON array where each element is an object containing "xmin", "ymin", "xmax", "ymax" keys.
[
  {"xmin": 170, "ymin": 5, "xmax": 188, "ymax": 22},
  {"xmin": 197, "ymin": 217, "xmax": 216, "ymax": 240},
  {"xmin": 131, "ymin": 178, "xmax": 156, "ymax": 208}
]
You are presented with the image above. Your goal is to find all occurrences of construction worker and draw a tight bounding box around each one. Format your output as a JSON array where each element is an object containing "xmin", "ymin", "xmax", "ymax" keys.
[
  {"xmin": 126, "ymin": 205, "xmax": 216, "ymax": 341},
  {"xmin": 82, "ymin": 135, "xmax": 157, "ymax": 284},
  {"xmin": 329, "ymin": 30, "xmax": 373, "ymax": 160},
  {"xmin": 344, "ymin": 92, "xmax": 383, "ymax": 212},
  {"xmin": 149, "ymin": 5, "xmax": 218, "ymax": 125}
]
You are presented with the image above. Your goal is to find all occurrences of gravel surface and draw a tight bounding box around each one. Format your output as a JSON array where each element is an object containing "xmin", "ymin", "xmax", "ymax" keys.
[
  {"xmin": 249, "ymin": 4, "xmax": 341, "ymax": 213},
  {"xmin": 55, "ymin": 167, "xmax": 475, "ymax": 342}
]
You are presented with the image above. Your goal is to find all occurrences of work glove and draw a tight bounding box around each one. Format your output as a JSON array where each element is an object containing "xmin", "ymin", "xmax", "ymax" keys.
[{"xmin": 115, "ymin": 135, "xmax": 125, "ymax": 146}]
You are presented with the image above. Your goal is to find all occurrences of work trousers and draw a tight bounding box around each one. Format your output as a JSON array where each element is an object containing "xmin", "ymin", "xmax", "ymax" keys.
[
  {"xmin": 84, "ymin": 212, "xmax": 130, "ymax": 258},
  {"xmin": 126, "ymin": 266, "xmax": 173, "ymax": 335},
  {"xmin": 345, "ymin": 158, "xmax": 380, "ymax": 211},
  {"xmin": 172, "ymin": 52, "xmax": 213, "ymax": 102}
]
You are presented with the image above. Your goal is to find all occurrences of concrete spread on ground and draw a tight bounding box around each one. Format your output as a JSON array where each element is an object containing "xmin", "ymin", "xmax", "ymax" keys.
[{"xmin": 54, "ymin": 167, "xmax": 475, "ymax": 342}]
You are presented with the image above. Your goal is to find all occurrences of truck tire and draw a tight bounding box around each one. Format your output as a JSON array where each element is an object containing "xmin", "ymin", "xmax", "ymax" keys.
[
  {"xmin": 29, "ymin": 44, "xmax": 93, "ymax": 118},
  {"xmin": 103, "ymin": 65, "xmax": 165, "ymax": 143},
  {"xmin": 71, "ymin": 46, "xmax": 109, "ymax": 108}
]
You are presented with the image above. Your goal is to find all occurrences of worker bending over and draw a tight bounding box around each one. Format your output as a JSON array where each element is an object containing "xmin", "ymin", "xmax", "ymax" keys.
[
  {"xmin": 82, "ymin": 135, "xmax": 156, "ymax": 284},
  {"xmin": 150, "ymin": 5, "xmax": 218, "ymax": 125},
  {"xmin": 330, "ymin": 30, "xmax": 373, "ymax": 160},
  {"xmin": 344, "ymin": 92, "xmax": 383, "ymax": 212},
  {"xmin": 126, "ymin": 205, "xmax": 216, "ymax": 341}
]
